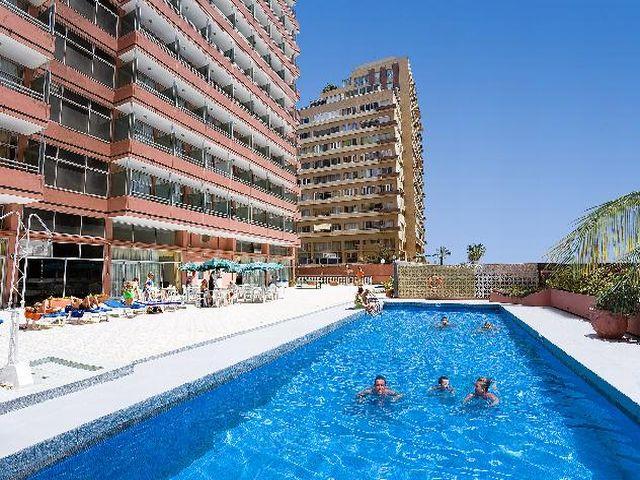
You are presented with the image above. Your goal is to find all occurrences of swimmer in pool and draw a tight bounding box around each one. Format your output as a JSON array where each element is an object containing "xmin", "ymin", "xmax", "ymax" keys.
[
  {"xmin": 430, "ymin": 375, "xmax": 454, "ymax": 393},
  {"xmin": 464, "ymin": 377, "xmax": 499, "ymax": 406},
  {"xmin": 481, "ymin": 321, "xmax": 495, "ymax": 331},
  {"xmin": 438, "ymin": 316, "xmax": 450, "ymax": 328},
  {"xmin": 357, "ymin": 375, "xmax": 402, "ymax": 401}
]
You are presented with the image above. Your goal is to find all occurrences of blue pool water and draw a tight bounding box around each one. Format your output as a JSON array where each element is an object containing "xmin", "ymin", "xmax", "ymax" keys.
[{"xmin": 31, "ymin": 304, "xmax": 640, "ymax": 479}]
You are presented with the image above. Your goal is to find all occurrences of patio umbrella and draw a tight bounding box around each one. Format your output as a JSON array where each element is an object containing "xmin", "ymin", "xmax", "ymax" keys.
[
  {"xmin": 199, "ymin": 258, "xmax": 237, "ymax": 272},
  {"xmin": 179, "ymin": 262, "xmax": 201, "ymax": 271}
]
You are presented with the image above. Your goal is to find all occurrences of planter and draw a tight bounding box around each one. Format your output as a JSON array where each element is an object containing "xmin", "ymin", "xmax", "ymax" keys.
[
  {"xmin": 589, "ymin": 308, "xmax": 629, "ymax": 339},
  {"xmin": 626, "ymin": 313, "xmax": 640, "ymax": 336},
  {"xmin": 489, "ymin": 289, "xmax": 549, "ymax": 306},
  {"xmin": 489, "ymin": 291, "xmax": 522, "ymax": 304},
  {"xmin": 548, "ymin": 289, "xmax": 595, "ymax": 319},
  {"xmin": 385, "ymin": 290, "xmax": 394, "ymax": 298}
]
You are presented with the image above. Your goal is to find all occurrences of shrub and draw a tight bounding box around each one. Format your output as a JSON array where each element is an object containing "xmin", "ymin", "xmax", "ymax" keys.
[
  {"xmin": 383, "ymin": 276, "xmax": 394, "ymax": 292},
  {"xmin": 595, "ymin": 279, "xmax": 640, "ymax": 315},
  {"xmin": 544, "ymin": 265, "xmax": 630, "ymax": 296},
  {"xmin": 495, "ymin": 285, "xmax": 540, "ymax": 298}
]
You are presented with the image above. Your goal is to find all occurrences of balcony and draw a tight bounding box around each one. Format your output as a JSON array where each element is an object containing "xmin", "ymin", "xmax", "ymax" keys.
[
  {"xmin": 119, "ymin": 6, "xmax": 297, "ymax": 127},
  {"xmin": 109, "ymin": 166, "xmax": 296, "ymax": 239},
  {"xmin": 119, "ymin": 28, "xmax": 296, "ymax": 153},
  {"xmin": 0, "ymin": 67, "xmax": 49, "ymax": 132},
  {"xmin": 112, "ymin": 114, "xmax": 298, "ymax": 207},
  {"xmin": 0, "ymin": 131, "xmax": 43, "ymax": 203},
  {"xmin": 0, "ymin": 0, "xmax": 54, "ymax": 67}
]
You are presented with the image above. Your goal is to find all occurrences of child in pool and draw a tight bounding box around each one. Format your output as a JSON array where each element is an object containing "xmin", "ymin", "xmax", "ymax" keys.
[
  {"xmin": 431, "ymin": 375, "xmax": 454, "ymax": 393},
  {"xmin": 438, "ymin": 316, "xmax": 450, "ymax": 328},
  {"xmin": 464, "ymin": 377, "xmax": 499, "ymax": 406}
]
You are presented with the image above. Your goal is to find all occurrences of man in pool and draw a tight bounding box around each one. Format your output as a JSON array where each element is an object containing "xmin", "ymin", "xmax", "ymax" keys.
[
  {"xmin": 481, "ymin": 321, "xmax": 496, "ymax": 331},
  {"xmin": 431, "ymin": 375, "xmax": 454, "ymax": 393},
  {"xmin": 438, "ymin": 316, "xmax": 450, "ymax": 328},
  {"xmin": 356, "ymin": 375, "xmax": 402, "ymax": 401},
  {"xmin": 464, "ymin": 377, "xmax": 499, "ymax": 406}
]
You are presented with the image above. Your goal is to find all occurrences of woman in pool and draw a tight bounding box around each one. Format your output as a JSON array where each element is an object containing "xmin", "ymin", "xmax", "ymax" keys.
[
  {"xmin": 431, "ymin": 375, "xmax": 454, "ymax": 393},
  {"xmin": 464, "ymin": 377, "xmax": 499, "ymax": 406}
]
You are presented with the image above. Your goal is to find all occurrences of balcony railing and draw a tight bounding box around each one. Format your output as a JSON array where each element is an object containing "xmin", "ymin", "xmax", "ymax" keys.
[
  {"xmin": 0, "ymin": 69, "xmax": 46, "ymax": 100},
  {"xmin": 0, "ymin": 0, "xmax": 53, "ymax": 32},
  {"xmin": 114, "ymin": 115, "xmax": 297, "ymax": 204},
  {"xmin": 112, "ymin": 168, "xmax": 294, "ymax": 232},
  {"xmin": 0, "ymin": 134, "xmax": 41, "ymax": 174}
]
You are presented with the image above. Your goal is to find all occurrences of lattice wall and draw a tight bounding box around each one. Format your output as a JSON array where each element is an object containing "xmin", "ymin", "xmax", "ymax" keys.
[
  {"xmin": 474, "ymin": 264, "xmax": 539, "ymax": 299},
  {"xmin": 396, "ymin": 264, "xmax": 476, "ymax": 299},
  {"xmin": 395, "ymin": 263, "xmax": 540, "ymax": 299}
]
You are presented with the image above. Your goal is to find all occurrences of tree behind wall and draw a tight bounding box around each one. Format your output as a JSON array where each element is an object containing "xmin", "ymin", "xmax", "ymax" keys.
[{"xmin": 467, "ymin": 243, "xmax": 486, "ymax": 264}]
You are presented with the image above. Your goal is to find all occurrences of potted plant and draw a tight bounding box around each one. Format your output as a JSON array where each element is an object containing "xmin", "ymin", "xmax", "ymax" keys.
[
  {"xmin": 383, "ymin": 276, "xmax": 394, "ymax": 298},
  {"xmin": 590, "ymin": 280, "xmax": 640, "ymax": 339}
]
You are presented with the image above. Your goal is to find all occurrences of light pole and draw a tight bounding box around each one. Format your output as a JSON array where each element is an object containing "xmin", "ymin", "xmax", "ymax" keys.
[{"xmin": 0, "ymin": 212, "xmax": 51, "ymax": 388}]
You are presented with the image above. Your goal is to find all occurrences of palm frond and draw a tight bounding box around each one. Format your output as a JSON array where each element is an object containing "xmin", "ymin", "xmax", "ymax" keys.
[{"xmin": 546, "ymin": 191, "xmax": 640, "ymax": 270}]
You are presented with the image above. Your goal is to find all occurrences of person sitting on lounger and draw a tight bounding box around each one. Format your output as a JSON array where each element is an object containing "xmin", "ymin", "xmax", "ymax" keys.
[
  {"xmin": 355, "ymin": 287, "xmax": 365, "ymax": 309},
  {"xmin": 357, "ymin": 375, "xmax": 402, "ymax": 402},
  {"xmin": 122, "ymin": 282, "xmax": 135, "ymax": 306},
  {"xmin": 144, "ymin": 273, "xmax": 157, "ymax": 301},
  {"xmin": 464, "ymin": 377, "xmax": 499, "ymax": 406}
]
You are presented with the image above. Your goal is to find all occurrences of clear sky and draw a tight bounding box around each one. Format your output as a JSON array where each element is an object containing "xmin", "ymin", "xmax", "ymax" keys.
[{"xmin": 294, "ymin": 0, "xmax": 639, "ymax": 263}]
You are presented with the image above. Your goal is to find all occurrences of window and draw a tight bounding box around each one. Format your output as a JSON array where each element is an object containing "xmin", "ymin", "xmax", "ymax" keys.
[
  {"xmin": 49, "ymin": 83, "xmax": 111, "ymax": 140},
  {"xmin": 44, "ymin": 145, "xmax": 108, "ymax": 196},
  {"xmin": 54, "ymin": 23, "xmax": 115, "ymax": 86},
  {"xmin": 23, "ymin": 208, "xmax": 104, "ymax": 237},
  {"xmin": 65, "ymin": 0, "xmax": 118, "ymax": 36}
]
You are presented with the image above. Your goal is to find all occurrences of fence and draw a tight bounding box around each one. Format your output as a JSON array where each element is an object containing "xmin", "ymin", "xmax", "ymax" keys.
[
  {"xmin": 296, "ymin": 275, "xmax": 373, "ymax": 286},
  {"xmin": 394, "ymin": 263, "xmax": 539, "ymax": 299}
]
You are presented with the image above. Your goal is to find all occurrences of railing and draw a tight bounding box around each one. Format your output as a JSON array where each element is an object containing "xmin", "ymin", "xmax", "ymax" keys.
[
  {"xmin": 0, "ymin": 155, "xmax": 40, "ymax": 174},
  {"xmin": 0, "ymin": 0, "xmax": 52, "ymax": 31},
  {"xmin": 0, "ymin": 70, "xmax": 44, "ymax": 100},
  {"xmin": 296, "ymin": 275, "xmax": 373, "ymax": 286},
  {"xmin": 62, "ymin": 0, "xmax": 117, "ymax": 36}
]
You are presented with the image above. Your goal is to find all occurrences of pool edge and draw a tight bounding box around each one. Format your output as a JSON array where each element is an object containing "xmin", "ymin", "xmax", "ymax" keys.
[{"xmin": 0, "ymin": 308, "xmax": 365, "ymax": 480}]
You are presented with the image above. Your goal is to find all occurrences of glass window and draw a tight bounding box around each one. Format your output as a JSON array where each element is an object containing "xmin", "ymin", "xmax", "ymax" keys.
[
  {"xmin": 53, "ymin": 242, "xmax": 80, "ymax": 257},
  {"xmin": 23, "ymin": 208, "xmax": 54, "ymax": 231},
  {"xmin": 133, "ymin": 225, "xmax": 156, "ymax": 244},
  {"xmin": 156, "ymin": 229, "xmax": 175, "ymax": 245},
  {"xmin": 81, "ymin": 244, "xmax": 103, "ymax": 258},
  {"xmin": 56, "ymin": 212, "xmax": 82, "ymax": 235},
  {"xmin": 56, "ymin": 160, "xmax": 84, "ymax": 191},
  {"xmin": 82, "ymin": 216, "xmax": 105, "ymax": 237},
  {"xmin": 113, "ymin": 223, "xmax": 132, "ymax": 241}
]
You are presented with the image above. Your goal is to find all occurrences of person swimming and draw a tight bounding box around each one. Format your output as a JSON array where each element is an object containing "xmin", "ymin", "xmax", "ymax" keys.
[
  {"xmin": 356, "ymin": 375, "xmax": 402, "ymax": 402},
  {"xmin": 464, "ymin": 377, "xmax": 499, "ymax": 406},
  {"xmin": 439, "ymin": 316, "xmax": 450, "ymax": 328},
  {"xmin": 431, "ymin": 375, "xmax": 454, "ymax": 393}
]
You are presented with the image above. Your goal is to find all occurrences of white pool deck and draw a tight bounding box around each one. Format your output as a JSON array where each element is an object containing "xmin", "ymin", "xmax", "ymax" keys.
[{"xmin": 0, "ymin": 296, "xmax": 639, "ymax": 471}]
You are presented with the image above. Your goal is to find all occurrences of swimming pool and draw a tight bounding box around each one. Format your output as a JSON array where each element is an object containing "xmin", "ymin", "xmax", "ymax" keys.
[{"xmin": 30, "ymin": 304, "xmax": 640, "ymax": 479}]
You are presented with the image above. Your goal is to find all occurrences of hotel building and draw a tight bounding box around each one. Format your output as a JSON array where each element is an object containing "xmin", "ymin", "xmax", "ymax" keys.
[
  {"xmin": 0, "ymin": 0, "xmax": 299, "ymax": 304},
  {"xmin": 297, "ymin": 57, "xmax": 424, "ymax": 265}
]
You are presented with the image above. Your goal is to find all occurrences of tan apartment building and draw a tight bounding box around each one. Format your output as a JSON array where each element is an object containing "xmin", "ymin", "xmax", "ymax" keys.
[{"xmin": 296, "ymin": 57, "xmax": 424, "ymax": 265}]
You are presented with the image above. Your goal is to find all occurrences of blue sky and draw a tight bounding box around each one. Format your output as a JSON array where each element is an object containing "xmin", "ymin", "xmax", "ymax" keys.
[{"xmin": 294, "ymin": 0, "xmax": 639, "ymax": 263}]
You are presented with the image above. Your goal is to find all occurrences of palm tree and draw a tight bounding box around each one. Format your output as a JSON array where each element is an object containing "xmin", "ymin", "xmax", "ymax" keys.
[
  {"xmin": 546, "ymin": 191, "xmax": 640, "ymax": 278},
  {"xmin": 429, "ymin": 246, "xmax": 451, "ymax": 265},
  {"xmin": 467, "ymin": 243, "xmax": 486, "ymax": 264}
]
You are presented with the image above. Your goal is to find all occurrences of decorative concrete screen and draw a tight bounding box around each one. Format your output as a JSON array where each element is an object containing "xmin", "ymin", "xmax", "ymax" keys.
[
  {"xmin": 395, "ymin": 262, "xmax": 540, "ymax": 299},
  {"xmin": 474, "ymin": 264, "xmax": 539, "ymax": 299},
  {"xmin": 396, "ymin": 264, "xmax": 476, "ymax": 299}
]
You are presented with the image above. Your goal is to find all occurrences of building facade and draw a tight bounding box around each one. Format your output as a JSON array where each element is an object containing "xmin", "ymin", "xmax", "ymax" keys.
[
  {"xmin": 0, "ymin": 0, "xmax": 299, "ymax": 304},
  {"xmin": 296, "ymin": 57, "xmax": 424, "ymax": 265}
]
